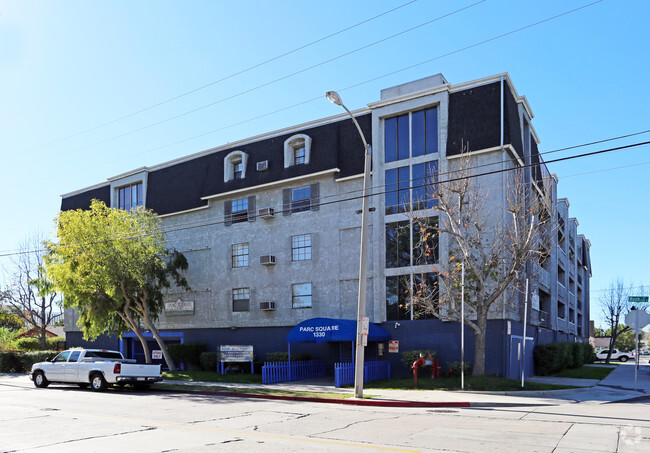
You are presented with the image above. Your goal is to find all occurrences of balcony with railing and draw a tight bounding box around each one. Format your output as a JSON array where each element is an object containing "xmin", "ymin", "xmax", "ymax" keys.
[{"xmin": 538, "ymin": 266, "xmax": 551, "ymax": 291}]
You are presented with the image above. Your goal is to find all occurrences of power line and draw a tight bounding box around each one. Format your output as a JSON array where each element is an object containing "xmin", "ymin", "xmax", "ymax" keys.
[
  {"xmin": 5, "ymin": 1, "xmax": 485, "ymax": 170},
  {"xmin": 0, "ymin": 137, "xmax": 646, "ymax": 258},
  {"xmin": 2, "ymin": 0, "xmax": 601, "ymax": 187},
  {"xmin": 4, "ymin": 0, "xmax": 419, "ymax": 159}
]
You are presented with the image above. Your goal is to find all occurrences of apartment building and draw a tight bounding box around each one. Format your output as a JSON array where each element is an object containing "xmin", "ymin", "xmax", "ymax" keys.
[{"xmin": 61, "ymin": 73, "xmax": 591, "ymax": 377}]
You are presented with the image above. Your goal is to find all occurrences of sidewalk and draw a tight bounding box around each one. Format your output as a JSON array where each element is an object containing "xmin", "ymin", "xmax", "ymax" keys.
[{"xmin": 162, "ymin": 361, "xmax": 650, "ymax": 408}]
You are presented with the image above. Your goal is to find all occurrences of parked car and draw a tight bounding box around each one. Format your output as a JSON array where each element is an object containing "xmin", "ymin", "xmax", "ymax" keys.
[
  {"xmin": 30, "ymin": 349, "xmax": 163, "ymax": 391},
  {"xmin": 595, "ymin": 349, "xmax": 635, "ymax": 362}
]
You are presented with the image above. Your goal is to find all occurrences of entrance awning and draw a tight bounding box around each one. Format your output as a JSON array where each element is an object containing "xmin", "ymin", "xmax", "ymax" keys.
[{"xmin": 286, "ymin": 317, "xmax": 391, "ymax": 344}]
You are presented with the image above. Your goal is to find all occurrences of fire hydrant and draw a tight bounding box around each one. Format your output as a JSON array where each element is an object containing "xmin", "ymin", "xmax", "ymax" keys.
[
  {"xmin": 412, "ymin": 354, "xmax": 439, "ymax": 388},
  {"xmin": 412, "ymin": 354, "xmax": 426, "ymax": 389}
]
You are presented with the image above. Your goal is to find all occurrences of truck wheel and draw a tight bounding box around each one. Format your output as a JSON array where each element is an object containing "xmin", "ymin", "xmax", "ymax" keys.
[
  {"xmin": 33, "ymin": 371, "xmax": 49, "ymax": 388},
  {"xmin": 90, "ymin": 373, "xmax": 108, "ymax": 391},
  {"xmin": 619, "ymin": 356, "xmax": 628, "ymax": 362}
]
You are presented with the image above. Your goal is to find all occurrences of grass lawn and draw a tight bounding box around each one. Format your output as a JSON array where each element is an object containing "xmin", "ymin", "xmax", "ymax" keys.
[
  {"xmin": 553, "ymin": 365, "xmax": 615, "ymax": 380},
  {"xmin": 359, "ymin": 375, "xmax": 576, "ymax": 392},
  {"xmin": 163, "ymin": 370, "xmax": 263, "ymax": 384}
]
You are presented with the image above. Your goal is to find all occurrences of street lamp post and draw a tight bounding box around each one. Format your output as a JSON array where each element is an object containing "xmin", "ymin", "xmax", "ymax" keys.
[{"xmin": 326, "ymin": 91, "xmax": 372, "ymax": 399}]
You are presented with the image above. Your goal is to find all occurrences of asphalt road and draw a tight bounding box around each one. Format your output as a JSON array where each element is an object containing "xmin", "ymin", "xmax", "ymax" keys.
[{"xmin": 1, "ymin": 374, "xmax": 648, "ymax": 453}]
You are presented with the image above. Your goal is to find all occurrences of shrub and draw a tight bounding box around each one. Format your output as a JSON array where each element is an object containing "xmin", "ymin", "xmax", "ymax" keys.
[
  {"xmin": 200, "ymin": 352, "xmax": 219, "ymax": 371},
  {"xmin": 0, "ymin": 327, "xmax": 19, "ymax": 352},
  {"xmin": 400, "ymin": 350, "xmax": 436, "ymax": 370},
  {"xmin": 446, "ymin": 361, "xmax": 472, "ymax": 377},
  {"xmin": 0, "ymin": 350, "xmax": 58, "ymax": 373},
  {"xmin": 534, "ymin": 341, "xmax": 591, "ymax": 376},
  {"xmin": 14, "ymin": 336, "xmax": 65, "ymax": 352},
  {"xmin": 168, "ymin": 343, "xmax": 206, "ymax": 369}
]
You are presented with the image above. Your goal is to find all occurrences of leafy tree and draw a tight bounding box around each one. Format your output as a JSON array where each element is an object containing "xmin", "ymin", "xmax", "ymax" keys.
[
  {"xmin": 1, "ymin": 233, "xmax": 61, "ymax": 350},
  {"xmin": 408, "ymin": 146, "xmax": 554, "ymax": 375},
  {"xmin": 44, "ymin": 200, "xmax": 189, "ymax": 370}
]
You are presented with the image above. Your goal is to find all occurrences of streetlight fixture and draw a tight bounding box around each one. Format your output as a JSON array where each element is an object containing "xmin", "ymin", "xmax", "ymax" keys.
[{"xmin": 326, "ymin": 90, "xmax": 372, "ymax": 399}]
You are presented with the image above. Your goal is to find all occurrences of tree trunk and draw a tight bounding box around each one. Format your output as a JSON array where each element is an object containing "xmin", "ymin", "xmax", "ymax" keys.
[
  {"xmin": 472, "ymin": 312, "xmax": 488, "ymax": 376},
  {"xmin": 118, "ymin": 308, "xmax": 152, "ymax": 364},
  {"xmin": 141, "ymin": 314, "xmax": 176, "ymax": 371},
  {"xmin": 40, "ymin": 300, "xmax": 47, "ymax": 350}
]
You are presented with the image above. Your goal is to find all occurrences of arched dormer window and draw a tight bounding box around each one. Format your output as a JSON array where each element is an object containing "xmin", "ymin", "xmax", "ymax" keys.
[
  {"xmin": 224, "ymin": 151, "xmax": 248, "ymax": 182},
  {"xmin": 284, "ymin": 134, "xmax": 312, "ymax": 168}
]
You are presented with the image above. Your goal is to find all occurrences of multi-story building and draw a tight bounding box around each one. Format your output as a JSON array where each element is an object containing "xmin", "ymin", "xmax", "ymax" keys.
[{"xmin": 62, "ymin": 73, "xmax": 591, "ymax": 377}]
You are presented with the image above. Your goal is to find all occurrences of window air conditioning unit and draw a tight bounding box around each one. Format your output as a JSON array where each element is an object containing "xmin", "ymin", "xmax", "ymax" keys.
[
  {"xmin": 260, "ymin": 255, "xmax": 276, "ymax": 265},
  {"xmin": 258, "ymin": 207, "xmax": 274, "ymax": 218},
  {"xmin": 260, "ymin": 301, "xmax": 276, "ymax": 311},
  {"xmin": 256, "ymin": 160, "xmax": 269, "ymax": 172}
]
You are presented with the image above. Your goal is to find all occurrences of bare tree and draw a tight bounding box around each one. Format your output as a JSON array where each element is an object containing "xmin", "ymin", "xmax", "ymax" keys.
[
  {"xmin": 599, "ymin": 279, "xmax": 645, "ymax": 363},
  {"xmin": 408, "ymin": 147, "xmax": 554, "ymax": 375},
  {"xmin": 1, "ymin": 233, "xmax": 60, "ymax": 350}
]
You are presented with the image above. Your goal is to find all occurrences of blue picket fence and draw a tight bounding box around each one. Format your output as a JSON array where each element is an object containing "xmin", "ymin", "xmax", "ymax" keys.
[
  {"xmin": 334, "ymin": 360, "xmax": 391, "ymax": 388},
  {"xmin": 262, "ymin": 360, "xmax": 327, "ymax": 384}
]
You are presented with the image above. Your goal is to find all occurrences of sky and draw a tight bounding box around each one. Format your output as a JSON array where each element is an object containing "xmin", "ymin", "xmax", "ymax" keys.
[{"xmin": 1, "ymin": 0, "xmax": 649, "ymax": 327}]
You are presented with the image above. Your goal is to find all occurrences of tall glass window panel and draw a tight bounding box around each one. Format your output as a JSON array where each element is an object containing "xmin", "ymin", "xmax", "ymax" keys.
[
  {"xmin": 231, "ymin": 197, "xmax": 249, "ymax": 223},
  {"xmin": 386, "ymin": 276, "xmax": 411, "ymax": 321},
  {"xmin": 384, "ymin": 113, "xmax": 409, "ymax": 162},
  {"xmin": 412, "ymin": 161, "xmax": 438, "ymax": 210},
  {"xmin": 232, "ymin": 288, "xmax": 250, "ymax": 312},
  {"xmin": 384, "ymin": 117, "xmax": 397, "ymax": 163},
  {"xmin": 397, "ymin": 166, "xmax": 410, "ymax": 213},
  {"xmin": 412, "ymin": 108, "xmax": 438, "ymax": 157},
  {"xmin": 385, "ymin": 221, "xmax": 410, "ymax": 268},
  {"xmin": 291, "ymin": 234, "xmax": 312, "ymax": 261},
  {"xmin": 412, "ymin": 219, "xmax": 438, "ymax": 266},
  {"xmin": 232, "ymin": 243, "xmax": 249, "ymax": 268},
  {"xmin": 413, "ymin": 272, "xmax": 438, "ymax": 319},
  {"xmin": 291, "ymin": 186, "xmax": 311, "ymax": 213},
  {"xmin": 292, "ymin": 283, "xmax": 312, "ymax": 309},
  {"xmin": 385, "ymin": 168, "xmax": 398, "ymax": 215}
]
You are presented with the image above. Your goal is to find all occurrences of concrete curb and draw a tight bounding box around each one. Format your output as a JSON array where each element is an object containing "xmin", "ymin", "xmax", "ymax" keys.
[{"xmin": 157, "ymin": 386, "xmax": 472, "ymax": 408}]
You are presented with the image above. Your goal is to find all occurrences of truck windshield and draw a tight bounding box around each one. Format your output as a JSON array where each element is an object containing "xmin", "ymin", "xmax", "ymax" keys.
[{"xmin": 85, "ymin": 351, "xmax": 123, "ymax": 359}]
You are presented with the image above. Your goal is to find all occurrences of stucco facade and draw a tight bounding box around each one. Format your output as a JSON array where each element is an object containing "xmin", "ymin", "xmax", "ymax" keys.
[{"xmin": 62, "ymin": 73, "xmax": 591, "ymax": 377}]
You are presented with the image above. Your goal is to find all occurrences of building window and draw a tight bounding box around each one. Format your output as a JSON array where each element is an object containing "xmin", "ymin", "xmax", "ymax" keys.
[
  {"xmin": 283, "ymin": 183, "xmax": 319, "ymax": 215},
  {"xmin": 232, "ymin": 288, "xmax": 250, "ymax": 312},
  {"xmin": 385, "ymin": 107, "xmax": 438, "ymax": 163},
  {"xmin": 292, "ymin": 234, "xmax": 312, "ymax": 261},
  {"xmin": 233, "ymin": 160, "xmax": 243, "ymax": 179},
  {"xmin": 292, "ymin": 283, "xmax": 312, "ymax": 309},
  {"xmin": 225, "ymin": 196, "xmax": 255, "ymax": 226},
  {"xmin": 224, "ymin": 150, "xmax": 248, "ymax": 182},
  {"xmin": 386, "ymin": 218, "xmax": 438, "ymax": 268},
  {"xmin": 385, "ymin": 161, "xmax": 438, "ymax": 214},
  {"xmin": 284, "ymin": 134, "xmax": 312, "ymax": 167},
  {"xmin": 386, "ymin": 273, "xmax": 437, "ymax": 321},
  {"xmin": 232, "ymin": 243, "xmax": 249, "ymax": 268},
  {"xmin": 294, "ymin": 145, "xmax": 306, "ymax": 165},
  {"xmin": 117, "ymin": 182, "xmax": 143, "ymax": 210}
]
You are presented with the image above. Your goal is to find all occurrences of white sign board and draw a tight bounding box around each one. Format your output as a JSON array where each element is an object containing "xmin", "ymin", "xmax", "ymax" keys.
[
  {"xmin": 152, "ymin": 350, "xmax": 163, "ymax": 360},
  {"xmin": 389, "ymin": 340, "xmax": 399, "ymax": 353},
  {"xmin": 361, "ymin": 316, "xmax": 370, "ymax": 335},
  {"xmin": 220, "ymin": 345, "xmax": 254, "ymax": 362},
  {"xmin": 165, "ymin": 298, "xmax": 194, "ymax": 315}
]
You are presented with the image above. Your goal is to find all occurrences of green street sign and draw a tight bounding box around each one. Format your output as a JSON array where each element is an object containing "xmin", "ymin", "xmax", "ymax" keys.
[{"xmin": 628, "ymin": 296, "xmax": 649, "ymax": 303}]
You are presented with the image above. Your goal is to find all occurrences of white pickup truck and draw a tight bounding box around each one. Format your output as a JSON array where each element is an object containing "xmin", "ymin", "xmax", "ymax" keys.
[{"xmin": 30, "ymin": 349, "xmax": 163, "ymax": 391}]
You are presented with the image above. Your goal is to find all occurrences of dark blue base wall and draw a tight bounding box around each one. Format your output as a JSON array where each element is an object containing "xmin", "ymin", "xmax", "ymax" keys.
[{"xmin": 65, "ymin": 321, "xmax": 586, "ymax": 378}]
